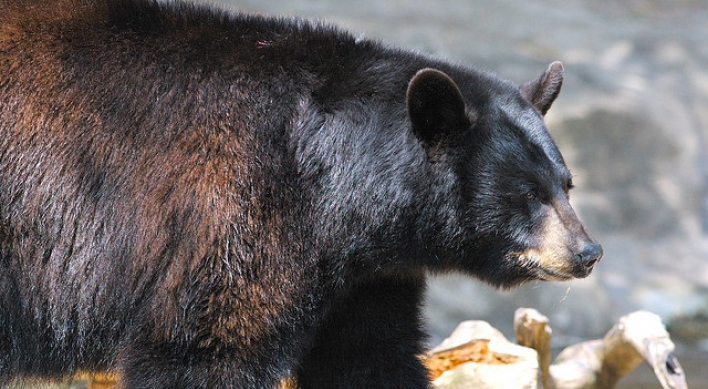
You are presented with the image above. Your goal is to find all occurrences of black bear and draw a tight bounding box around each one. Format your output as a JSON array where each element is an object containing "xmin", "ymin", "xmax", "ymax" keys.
[{"xmin": 0, "ymin": 1, "xmax": 602, "ymax": 388}]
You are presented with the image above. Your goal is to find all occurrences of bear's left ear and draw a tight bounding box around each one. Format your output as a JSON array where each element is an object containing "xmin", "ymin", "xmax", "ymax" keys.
[
  {"xmin": 407, "ymin": 68, "xmax": 471, "ymax": 147},
  {"xmin": 520, "ymin": 61, "xmax": 564, "ymax": 116}
]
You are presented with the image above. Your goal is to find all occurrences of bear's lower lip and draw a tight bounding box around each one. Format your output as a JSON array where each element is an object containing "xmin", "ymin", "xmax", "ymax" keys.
[
  {"xmin": 535, "ymin": 267, "xmax": 575, "ymax": 281},
  {"xmin": 535, "ymin": 262, "xmax": 596, "ymax": 281}
]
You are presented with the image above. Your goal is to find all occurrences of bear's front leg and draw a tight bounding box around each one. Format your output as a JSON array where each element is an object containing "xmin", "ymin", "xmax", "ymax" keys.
[
  {"xmin": 118, "ymin": 336, "xmax": 291, "ymax": 389},
  {"xmin": 296, "ymin": 275, "xmax": 431, "ymax": 389},
  {"xmin": 118, "ymin": 301, "xmax": 317, "ymax": 389}
]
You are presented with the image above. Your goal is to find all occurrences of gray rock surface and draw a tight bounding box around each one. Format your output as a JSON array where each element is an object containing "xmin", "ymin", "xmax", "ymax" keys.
[{"xmin": 199, "ymin": 0, "xmax": 708, "ymax": 386}]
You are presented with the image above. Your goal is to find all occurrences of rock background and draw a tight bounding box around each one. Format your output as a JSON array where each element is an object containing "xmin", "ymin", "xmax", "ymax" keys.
[{"xmin": 198, "ymin": 0, "xmax": 708, "ymax": 386}]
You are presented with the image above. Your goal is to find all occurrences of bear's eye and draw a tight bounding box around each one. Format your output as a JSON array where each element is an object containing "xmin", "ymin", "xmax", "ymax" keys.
[
  {"xmin": 525, "ymin": 191, "xmax": 536, "ymax": 201},
  {"xmin": 564, "ymin": 178, "xmax": 575, "ymax": 195}
]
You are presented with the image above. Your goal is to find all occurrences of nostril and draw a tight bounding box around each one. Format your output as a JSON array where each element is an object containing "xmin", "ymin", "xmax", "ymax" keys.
[{"xmin": 577, "ymin": 243, "xmax": 603, "ymax": 267}]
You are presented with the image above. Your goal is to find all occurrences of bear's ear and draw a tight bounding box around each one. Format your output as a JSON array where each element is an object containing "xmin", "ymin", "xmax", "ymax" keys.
[
  {"xmin": 407, "ymin": 68, "xmax": 471, "ymax": 146},
  {"xmin": 520, "ymin": 61, "xmax": 564, "ymax": 116}
]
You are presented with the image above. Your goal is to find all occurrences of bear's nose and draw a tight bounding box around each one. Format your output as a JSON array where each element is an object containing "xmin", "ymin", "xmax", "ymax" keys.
[{"xmin": 577, "ymin": 243, "xmax": 603, "ymax": 269}]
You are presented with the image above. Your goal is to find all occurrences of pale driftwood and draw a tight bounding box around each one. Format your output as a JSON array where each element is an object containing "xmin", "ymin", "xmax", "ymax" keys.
[
  {"xmin": 426, "ymin": 320, "xmax": 539, "ymax": 389},
  {"xmin": 80, "ymin": 372, "xmax": 120, "ymax": 389},
  {"xmin": 515, "ymin": 308, "xmax": 553, "ymax": 389},
  {"xmin": 514, "ymin": 308, "xmax": 688, "ymax": 389}
]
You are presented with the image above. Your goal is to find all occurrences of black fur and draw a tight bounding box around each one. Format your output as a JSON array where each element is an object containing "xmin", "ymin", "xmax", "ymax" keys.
[{"xmin": 0, "ymin": 1, "xmax": 601, "ymax": 388}]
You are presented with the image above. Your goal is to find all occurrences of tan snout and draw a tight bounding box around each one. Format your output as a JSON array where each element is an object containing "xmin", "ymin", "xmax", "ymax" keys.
[{"xmin": 521, "ymin": 197, "xmax": 602, "ymax": 280}]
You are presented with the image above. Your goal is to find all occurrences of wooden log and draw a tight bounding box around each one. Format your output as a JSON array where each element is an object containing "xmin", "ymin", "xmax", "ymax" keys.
[
  {"xmin": 425, "ymin": 320, "xmax": 539, "ymax": 389},
  {"xmin": 515, "ymin": 308, "xmax": 552, "ymax": 389},
  {"xmin": 514, "ymin": 308, "xmax": 688, "ymax": 389}
]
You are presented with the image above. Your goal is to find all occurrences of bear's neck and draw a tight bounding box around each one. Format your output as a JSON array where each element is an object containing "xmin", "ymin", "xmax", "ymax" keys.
[{"xmin": 290, "ymin": 98, "xmax": 440, "ymax": 276}]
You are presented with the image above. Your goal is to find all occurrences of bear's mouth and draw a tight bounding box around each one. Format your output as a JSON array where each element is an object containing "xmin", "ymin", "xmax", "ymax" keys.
[
  {"xmin": 534, "ymin": 266, "xmax": 575, "ymax": 281},
  {"xmin": 511, "ymin": 251, "xmax": 579, "ymax": 281},
  {"xmin": 532, "ymin": 258, "xmax": 597, "ymax": 281}
]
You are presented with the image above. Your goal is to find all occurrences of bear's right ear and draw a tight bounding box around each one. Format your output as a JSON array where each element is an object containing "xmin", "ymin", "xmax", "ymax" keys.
[
  {"xmin": 407, "ymin": 68, "xmax": 471, "ymax": 147},
  {"xmin": 520, "ymin": 61, "xmax": 564, "ymax": 116}
]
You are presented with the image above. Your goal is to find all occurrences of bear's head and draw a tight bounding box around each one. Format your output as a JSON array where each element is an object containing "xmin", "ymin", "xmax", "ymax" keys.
[{"xmin": 407, "ymin": 61, "xmax": 602, "ymax": 288}]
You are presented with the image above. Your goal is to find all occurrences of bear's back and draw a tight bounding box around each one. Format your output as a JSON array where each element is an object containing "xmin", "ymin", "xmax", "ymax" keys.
[{"xmin": 1, "ymin": 0, "xmax": 377, "ymax": 80}]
